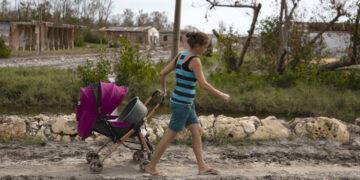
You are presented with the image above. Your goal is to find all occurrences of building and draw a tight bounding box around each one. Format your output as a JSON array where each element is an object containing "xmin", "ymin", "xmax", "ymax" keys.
[
  {"xmin": 99, "ymin": 26, "xmax": 159, "ymax": 45},
  {"xmin": 159, "ymin": 30, "xmax": 190, "ymax": 49},
  {"xmin": 296, "ymin": 22, "xmax": 351, "ymax": 58},
  {"xmin": 0, "ymin": 21, "xmax": 85, "ymax": 51}
]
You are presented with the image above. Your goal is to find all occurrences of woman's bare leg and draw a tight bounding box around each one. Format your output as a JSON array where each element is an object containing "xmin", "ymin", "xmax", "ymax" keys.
[
  {"xmin": 187, "ymin": 123, "xmax": 219, "ymax": 174},
  {"xmin": 145, "ymin": 128, "xmax": 177, "ymax": 176}
]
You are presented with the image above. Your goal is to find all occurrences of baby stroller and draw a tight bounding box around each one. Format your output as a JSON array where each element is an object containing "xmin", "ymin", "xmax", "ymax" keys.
[{"xmin": 76, "ymin": 82, "xmax": 164, "ymax": 173}]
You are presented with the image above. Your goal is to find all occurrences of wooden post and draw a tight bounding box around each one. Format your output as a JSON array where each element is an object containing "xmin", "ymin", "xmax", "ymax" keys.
[
  {"xmin": 172, "ymin": 0, "xmax": 182, "ymax": 59},
  {"xmin": 38, "ymin": 7, "xmax": 42, "ymax": 55}
]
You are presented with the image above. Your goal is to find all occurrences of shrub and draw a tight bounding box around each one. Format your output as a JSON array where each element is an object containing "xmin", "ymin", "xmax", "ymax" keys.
[
  {"xmin": 114, "ymin": 38, "xmax": 158, "ymax": 98},
  {"xmin": 83, "ymin": 29, "xmax": 108, "ymax": 44},
  {"xmin": 74, "ymin": 31, "xmax": 85, "ymax": 47},
  {"xmin": 0, "ymin": 38, "xmax": 11, "ymax": 58},
  {"xmin": 77, "ymin": 50, "xmax": 111, "ymax": 86}
]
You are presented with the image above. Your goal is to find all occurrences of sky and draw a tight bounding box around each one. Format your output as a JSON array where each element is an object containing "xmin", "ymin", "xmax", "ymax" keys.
[
  {"xmin": 113, "ymin": 0, "xmax": 274, "ymax": 34},
  {"xmin": 113, "ymin": 0, "xmax": 356, "ymax": 34}
]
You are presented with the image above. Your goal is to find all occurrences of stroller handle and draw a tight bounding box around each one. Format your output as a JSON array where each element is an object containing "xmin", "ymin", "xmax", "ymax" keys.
[
  {"xmin": 143, "ymin": 89, "xmax": 166, "ymax": 122},
  {"xmin": 144, "ymin": 89, "xmax": 166, "ymax": 106}
]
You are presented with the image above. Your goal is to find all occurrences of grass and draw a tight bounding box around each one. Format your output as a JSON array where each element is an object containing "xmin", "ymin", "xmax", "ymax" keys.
[
  {"xmin": 0, "ymin": 51, "xmax": 359, "ymax": 124},
  {"xmin": 10, "ymin": 43, "xmax": 105, "ymax": 57},
  {"xmin": 0, "ymin": 67, "xmax": 80, "ymax": 108}
]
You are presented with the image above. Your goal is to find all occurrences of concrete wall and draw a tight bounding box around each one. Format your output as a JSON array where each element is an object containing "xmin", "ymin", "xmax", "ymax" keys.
[
  {"xmin": 0, "ymin": 22, "xmax": 10, "ymax": 46},
  {"xmin": 8, "ymin": 23, "xmax": 75, "ymax": 51},
  {"xmin": 309, "ymin": 32, "xmax": 351, "ymax": 58}
]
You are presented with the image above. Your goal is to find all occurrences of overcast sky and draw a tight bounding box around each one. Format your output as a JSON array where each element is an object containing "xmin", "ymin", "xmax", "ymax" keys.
[{"xmin": 113, "ymin": 0, "xmax": 357, "ymax": 34}]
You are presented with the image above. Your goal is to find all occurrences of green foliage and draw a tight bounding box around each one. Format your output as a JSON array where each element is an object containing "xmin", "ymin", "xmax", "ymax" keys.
[
  {"xmin": 114, "ymin": 38, "xmax": 158, "ymax": 98},
  {"xmin": 217, "ymin": 27, "xmax": 242, "ymax": 71},
  {"xmin": 0, "ymin": 67, "xmax": 79, "ymax": 108},
  {"xmin": 83, "ymin": 29, "xmax": 108, "ymax": 44},
  {"xmin": 74, "ymin": 31, "xmax": 85, "ymax": 47},
  {"xmin": 0, "ymin": 38, "xmax": 11, "ymax": 58},
  {"xmin": 77, "ymin": 50, "xmax": 111, "ymax": 86}
]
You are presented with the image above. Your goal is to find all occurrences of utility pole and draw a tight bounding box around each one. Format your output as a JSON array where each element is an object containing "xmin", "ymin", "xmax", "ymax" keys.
[
  {"xmin": 38, "ymin": 7, "xmax": 42, "ymax": 55},
  {"xmin": 172, "ymin": 0, "xmax": 181, "ymax": 59}
]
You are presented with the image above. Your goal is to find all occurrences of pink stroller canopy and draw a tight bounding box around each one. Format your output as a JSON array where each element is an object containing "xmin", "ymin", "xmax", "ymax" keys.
[{"xmin": 76, "ymin": 82, "xmax": 128, "ymax": 138}]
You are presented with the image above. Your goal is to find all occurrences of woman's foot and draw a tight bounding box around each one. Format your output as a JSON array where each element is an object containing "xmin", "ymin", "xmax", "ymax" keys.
[
  {"xmin": 198, "ymin": 166, "xmax": 219, "ymax": 175},
  {"xmin": 145, "ymin": 164, "xmax": 166, "ymax": 176}
]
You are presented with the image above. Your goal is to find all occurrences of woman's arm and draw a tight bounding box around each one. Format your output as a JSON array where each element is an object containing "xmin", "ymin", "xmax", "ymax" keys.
[
  {"xmin": 159, "ymin": 55, "xmax": 178, "ymax": 96},
  {"xmin": 190, "ymin": 57, "xmax": 230, "ymax": 102}
]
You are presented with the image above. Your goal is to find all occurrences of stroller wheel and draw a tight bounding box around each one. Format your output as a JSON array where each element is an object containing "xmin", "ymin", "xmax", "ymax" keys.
[
  {"xmin": 89, "ymin": 159, "xmax": 103, "ymax": 173},
  {"xmin": 86, "ymin": 151, "xmax": 99, "ymax": 164},
  {"xmin": 132, "ymin": 150, "xmax": 144, "ymax": 162},
  {"xmin": 139, "ymin": 160, "xmax": 150, "ymax": 172}
]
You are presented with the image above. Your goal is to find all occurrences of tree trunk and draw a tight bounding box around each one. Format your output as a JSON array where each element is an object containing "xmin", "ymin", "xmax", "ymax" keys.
[
  {"xmin": 171, "ymin": 0, "xmax": 181, "ymax": 59},
  {"xmin": 236, "ymin": 3, "xmax": 262, "ymax": 69}
]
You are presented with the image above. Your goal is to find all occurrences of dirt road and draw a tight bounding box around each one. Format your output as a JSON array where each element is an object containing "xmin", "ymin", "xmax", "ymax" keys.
[
  {"xmin": 1, "ymin": 137, "xmax": 359, "ymax": 180},
  {"xmin": 0, "ymin": 49, "xmax": 171, "ymax": 69}
]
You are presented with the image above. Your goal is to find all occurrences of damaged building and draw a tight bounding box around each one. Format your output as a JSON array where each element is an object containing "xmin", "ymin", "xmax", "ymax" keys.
[
  {"xmin": 99, "ymin": 26, "xmax": 159, "ymax": 45},
  {"xmin": 0, "ymin": 21, "xmax": 85, "ymax": 51}
]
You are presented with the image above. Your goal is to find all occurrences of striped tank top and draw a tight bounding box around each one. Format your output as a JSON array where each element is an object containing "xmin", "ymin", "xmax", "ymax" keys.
[{"xmin": 171, "ymin": 52, "xmax": 197, "ymax": 104}]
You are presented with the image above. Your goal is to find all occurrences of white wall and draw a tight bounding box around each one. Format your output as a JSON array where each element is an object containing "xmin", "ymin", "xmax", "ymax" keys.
[{"xmin": 309, "ymin": 32, "xmax": 351, "ymax": 58}]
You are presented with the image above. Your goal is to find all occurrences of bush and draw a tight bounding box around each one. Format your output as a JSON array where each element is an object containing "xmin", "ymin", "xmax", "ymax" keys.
[
  {"xmin": 0, "ymin": 38, "xmax": 11, "ymax": 58},
  {"xmin": 84, "ymin": 29, "xmax": 108, "ymax": 44},
  {"xmin": 74, "ymin": 32, "xmax": 85, "ymax": 47},
  {"xmin": 114, "ymin": 38, "xmax": 158, "ymax": 98},
  {"xmin": 77, "ymin": 50, "xmax": 111, "ymax": 86}
]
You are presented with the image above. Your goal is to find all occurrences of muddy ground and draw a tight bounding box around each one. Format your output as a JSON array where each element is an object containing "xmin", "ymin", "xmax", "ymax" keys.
[{"xmin": 0, "ymin": 137, "xmax": 359, "ymax": 180}]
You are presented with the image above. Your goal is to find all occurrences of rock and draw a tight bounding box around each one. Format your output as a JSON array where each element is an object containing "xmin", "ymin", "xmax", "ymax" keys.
[
  {"xmin": 214, "ymin": 115, "xmax": 246, "ymax": 139},
  {"xmin": 146, "ymin": 127, "xmax": 157, "ymax": 143},
  {"xmin": 0, "ymin": 116, "xmax": 27, "ymax": 141},
  {"xmin": 51, "ymin": 114, "xmax": 77, "ymax": 135},
  {"xmin": 177, "ymin": 128, "xmax": 192, "ymax": 140},
  {"xmin": 148, "ymin": 118, "xmax": 165, "ymax": 138},
  {"xmin": 85, "ymin": 137, "xmax": 94, "ymax": 142},
  {"xmin": 44, "ymin": 127, "xmax": 52, "ymax": 136},
  {"xmin": 250, "ymin": 116, "xmax": 291, "ymax": 140},
  {"xmin": 199, "ymin": 114, "xmax": 215, "ymax": 138},
  {"xmin": 62, "ymin": 135, "xmax": 71, "ymax": 142},
  {"xmin": 355, "ymin": 117, "xmax": 360, "ymax": 126},
  {"xmin": 74, "ymin": 135, "xmax": 82, "ymax": 141},
  {"xmin": 29, "ymin": 121, "xmax": 39, "ymax": 130},
  {"xmin": 55, "ymin": 135, "xmax": 62, "ymax": 142},
  {"xmin": 237, "ymin": 116, "xmax": 261, "ymax": 135},
  {"xmin": 290, "ymin": 117, "xmax": 350, "ymax": 142},
  {"xmin": 95, "ymin": 135, "xmax": 110, "ymax": 142},
  {"xmin": 36, "ymin": 127, "xmax": 48, "ymax": 142},
  {"xmin": 33, "ymin": 114, "xmax": 50, "ymax": 123}
]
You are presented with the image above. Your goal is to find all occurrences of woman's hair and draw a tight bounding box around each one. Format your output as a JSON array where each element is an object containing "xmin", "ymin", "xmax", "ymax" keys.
[{"xmin": 186, "ymin": 32, "xmax": 209, "ymax": 49}]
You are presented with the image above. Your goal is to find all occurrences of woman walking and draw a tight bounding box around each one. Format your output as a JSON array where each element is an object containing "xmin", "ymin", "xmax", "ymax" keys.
[{"xmin": 145, "ymin": 32, "xmax": 231, "ymax": 176}]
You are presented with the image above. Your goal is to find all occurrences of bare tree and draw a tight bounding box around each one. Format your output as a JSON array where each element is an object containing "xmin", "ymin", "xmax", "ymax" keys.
[
  {"xmin": 121, "ymin": 8, "xmax": 135, "ymax": 27},
  {"xmin": 319, "ymin": 2, "xmax": 360, "ymax": 71},
  {"xmin": 289, "ymin": 0, "xmax": 347, "ymax": 70},
  {"xmin": 206, "ymin": 0, "xmax": 262, "ymax": 71},
  {"xmin": 277, "ymin": 0, "xmax": 300, "ymax": 74}
]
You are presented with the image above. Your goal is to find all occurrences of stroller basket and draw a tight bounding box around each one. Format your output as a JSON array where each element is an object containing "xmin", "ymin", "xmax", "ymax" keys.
[{"xmin": 118, "ymin": 96, "xmax": 148, "ymax": 125}]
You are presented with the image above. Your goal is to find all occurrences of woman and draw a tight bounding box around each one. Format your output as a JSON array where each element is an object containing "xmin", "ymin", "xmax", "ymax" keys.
[{"xmin": 145, "ymin": 32, "xmax": 231, "ymax": 176}]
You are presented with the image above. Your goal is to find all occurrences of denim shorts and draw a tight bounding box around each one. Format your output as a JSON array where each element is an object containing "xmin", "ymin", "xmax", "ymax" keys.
[{"xmin": 168, "ymin": 99, "xmax": 199, "ymax": 132}]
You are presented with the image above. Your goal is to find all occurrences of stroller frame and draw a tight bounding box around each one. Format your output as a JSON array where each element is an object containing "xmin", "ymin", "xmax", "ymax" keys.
[{"xmin": 85, "ymin": 85, "xmax": 165, "ymax": 173}]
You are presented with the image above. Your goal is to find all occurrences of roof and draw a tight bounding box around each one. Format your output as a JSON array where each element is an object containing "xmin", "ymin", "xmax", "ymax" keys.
[
  {"xmin": 159, "ymin": 29, "xmax": 191, "ymax": 33},
  {"xmin": 99, "ymin": 26, "xmax": 155, "ymax": 32},
  {"xmin": 0, "ymin": 20, "xmax": 86, "ymax": 29}
]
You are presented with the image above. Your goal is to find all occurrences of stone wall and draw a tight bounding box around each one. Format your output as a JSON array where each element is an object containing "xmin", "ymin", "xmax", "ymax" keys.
[{"xmin": 1, "ymin": 114, "xmax": 359, "ymax": 144}]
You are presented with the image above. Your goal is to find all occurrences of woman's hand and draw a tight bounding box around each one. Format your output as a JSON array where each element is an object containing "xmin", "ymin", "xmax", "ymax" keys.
[
  {"xmin": 160, "ymin": 88, "xmax": 167, "ymax": 97},
  {"xmin": 220, "ymin": 93, "xmax": 231, "ymax": 103}
]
